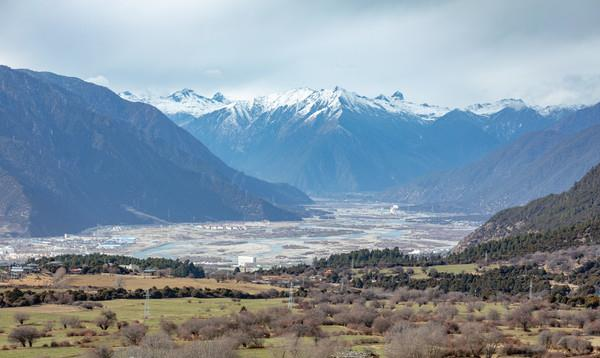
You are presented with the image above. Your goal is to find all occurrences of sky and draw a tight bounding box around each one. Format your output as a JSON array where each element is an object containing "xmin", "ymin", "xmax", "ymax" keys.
[{"xmin": 1, "ymin": 0, "xmax": 600, "ymax": 107}]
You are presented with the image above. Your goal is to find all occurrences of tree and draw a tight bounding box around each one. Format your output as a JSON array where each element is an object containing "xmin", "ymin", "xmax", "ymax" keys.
[
  {"xmin": 482, "ymin": 329, "xmax": 504, "ymax": 358},
  {"xmin": 96, "ymin": 310, "xmax": 117, "ymax": 330},
  {"xmin": 458, "ymin": 322, "xmax": 504, "ymax": 358},
  {"xmin": 385, "ymin": 322, "xmax": 447, "ymax": 358},
  {"xmin": 114, "ymin": 276, "xmax": 125, "ymax": 289},
  {"xmin": 53, "ymin": 267, "xmax": 67, "ymax": 286},
  {"xmin": 507, "ymin": 304, "xmax": 535, "ymax": 331},
  {"xmin": 436, "ymin": 303, "xmax": 458, "ymax": 320},
  {"xmin": 61, "ymin": 315, "xmax": 82, "ymax": 329},
  {"xmin": 87, "ymin": 345, "xmax": 114, "ymax": 358},
  {"xmin": 8, "ymin": 326, "xmax": 41, "ymax": 347},
  {"xmin": 14, "ymin": 312, "xmax": 30, "ymax": 325},
  {"xmin": 121, "ymin": 323, "xmax": 147, "ymax": 345},
  {"xmin": 159, "ymin": 319, "xmax": 178, "ymax": 336}
]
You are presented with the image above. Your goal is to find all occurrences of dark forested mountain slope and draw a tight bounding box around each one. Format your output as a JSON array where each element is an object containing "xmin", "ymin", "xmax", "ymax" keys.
[
  {"xmin": 0, "ymin": 66, "xmax": 310, "ymax": 237},
  {"xmin": 456, "ymin": 163, "xmax": 600, "ymax": 251}
]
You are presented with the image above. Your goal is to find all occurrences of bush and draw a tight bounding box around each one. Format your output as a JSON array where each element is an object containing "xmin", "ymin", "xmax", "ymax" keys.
[
  {"xmin": 121, "ymin": 323, "xmax": 147, "ymax": 346},
  {"xmin": 159, "ymin": 319, "xmax": 178, "ymax": 336},
  {"xmin": 61, "ymin": 316, "xmax": 82, "ymax": 329},
  {"xmin": 583, "ymin": 320, "xmax": 600, "ymax": 335},
  {"xmin": 87, "ymin": 345, "xmax": 114, "ymax": 358},
  {"xmin": 13, "ymin": 313, "xmax": 30, "ymax": 325},
  {"xmin": 385, "ymin": 322, "xmax": 447, "ymax": 358},
  {"xmin": 96, "ymin": 310, "xmax": 117, "ymax": 330},
  {"xmin": 8, "ymin": 326, "xmax": 41, "ymax": 347},
  {"xmin": 372, "ymin": 316, "xmax": 393, "ymax": 335},
  {"xmin": 556, "ymin": 335, "xmax": 593, "ymax": 355}
]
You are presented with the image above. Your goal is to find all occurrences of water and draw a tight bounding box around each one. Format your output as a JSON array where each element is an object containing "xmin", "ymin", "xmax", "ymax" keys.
[{"xmin": 95, "ymin": 198, "xmax": 484, "ymax": 267}]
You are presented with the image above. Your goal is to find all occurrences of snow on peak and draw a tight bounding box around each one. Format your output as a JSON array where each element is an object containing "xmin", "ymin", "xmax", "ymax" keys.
[
  {"xmin": 371, "ymin": 91, "xmax": 450, "ymax": 120},
  {"xmin": 119, "ymin": 90, "xmax": 144, "ymax": 102},
  {"xmin": 119, "ymin": 89, "xmax": 231, "ymax": 117},
  {"xmin": 120, "ymin": 87, "xmax": 574, "ymax": 124},
  {"xmin": 465, "ymin": 98, "xmax": 528, "ymax": 116}
]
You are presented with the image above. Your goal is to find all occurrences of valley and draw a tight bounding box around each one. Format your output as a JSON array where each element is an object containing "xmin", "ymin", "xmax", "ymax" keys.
[{"xmin": 0, "ymin": 199, "xmax": 482, "ymax": 268}]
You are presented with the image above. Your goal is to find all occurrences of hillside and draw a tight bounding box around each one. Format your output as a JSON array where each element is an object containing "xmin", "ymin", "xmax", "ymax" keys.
[
  {"xmin": 0, "ymin": 66, "xmax": 311, "ymax": 237},
  {"xmin": 392, "ymin": 103, "xmax": 600, "ymax": 213},
  {"xmin": 456, "ymin": 163, "xmax": 600, "ymax": 251},
  {"xmin": 122, "ymin": 88, "xmax": 574, "ymax": 193}
]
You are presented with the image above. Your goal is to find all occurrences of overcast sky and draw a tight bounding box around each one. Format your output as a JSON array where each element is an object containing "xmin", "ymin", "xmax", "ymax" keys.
[{"xmin": 1, "ymin": 0, "xmax": 600, "ymax": 107}]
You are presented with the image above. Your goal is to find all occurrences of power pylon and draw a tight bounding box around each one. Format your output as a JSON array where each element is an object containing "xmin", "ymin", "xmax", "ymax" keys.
[
  {"xmin": 287, "ymin": 281, "xmax": 294, "ymax": 309},
  {"xmin": 144, "ymin": 289, "xmax": 150, "ymax": 320}
]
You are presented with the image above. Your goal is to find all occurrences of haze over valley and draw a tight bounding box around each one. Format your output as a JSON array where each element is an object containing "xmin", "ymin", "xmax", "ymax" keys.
[{"xmin": 2, "ymin": 2, "xmax": 600, "ymax": 357}]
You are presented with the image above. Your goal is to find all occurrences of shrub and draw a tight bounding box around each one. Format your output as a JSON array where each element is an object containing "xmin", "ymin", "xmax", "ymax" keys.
[
  {"xmin": 96, "ymin": 310, "xmax": 117, "ymax": 330},
  {"xmin": 159, "ymin": 319, "xmax": 178, "ymax": 336},
  {"xmin": 8, "ymin": 326, "xmax": 41, "ymax": 347},
  {"xmin": 13, "ymin": 313, "xmax": 30, "ymax": 325},
  {"xmin": 385, "ymin": 322, "xmax": 447, "ymax": 358},
  {"xmin": 87, "ymin": 345, "xmax": 114, "ymax": 358},
  {"xmin": 121, "ymin": 323, "xmax": 147, "ymax": 346}
]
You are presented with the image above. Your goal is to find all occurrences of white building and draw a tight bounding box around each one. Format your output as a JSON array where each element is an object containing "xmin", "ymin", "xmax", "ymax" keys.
[{"xmin": 238, "ymin": 256, "xmax": 256, "ymax": 267}]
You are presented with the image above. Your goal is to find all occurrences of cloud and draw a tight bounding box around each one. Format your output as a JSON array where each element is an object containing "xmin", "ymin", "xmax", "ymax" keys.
[
  {"xmin": 203, "ymin": 69, "xmax": 222, "ymax": 78},
  {"xmin": 0, "ymin": 0, "xmax": 599, "ymax": 106},
  {"xmin": 85, "ymin": 75, "xmax": 110, "ymax": 87}
]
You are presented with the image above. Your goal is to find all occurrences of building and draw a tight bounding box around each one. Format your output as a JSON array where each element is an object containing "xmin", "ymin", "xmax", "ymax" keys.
[
  {"xmin": 237, "ymin": 256, "xmax": 256, "ymax": 266},
  {"xmin": 10, "ymin": 266, "xmax": 24, "ymax": 279},
  {"xmin": 237, "ymin": 256, "xmax": 257, "ymax": 272}
]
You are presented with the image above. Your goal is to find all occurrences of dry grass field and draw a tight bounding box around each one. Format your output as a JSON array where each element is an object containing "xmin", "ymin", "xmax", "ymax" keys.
[{"xmin": 0, "ymin": 274, "xmax": 282, "ymax": 294}]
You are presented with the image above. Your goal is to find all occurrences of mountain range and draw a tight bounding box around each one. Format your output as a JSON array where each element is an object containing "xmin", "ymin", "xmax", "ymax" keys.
[
  {"xmin": 121, "ymin": 88, "xmax": 578, "ymax": 193},
  {"xmin": 392, "ymin": 103, "xmax": 600, "ymax": 213},
  {"xmin": 456, "ymin": 161, "xmax": 600, "ymax": 252},
  {"xmin": 0, "ymin": 66, "xmax": 311, "ymax": 237}
]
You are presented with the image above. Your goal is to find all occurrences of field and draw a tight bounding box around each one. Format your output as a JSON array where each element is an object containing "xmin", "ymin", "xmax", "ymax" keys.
[
  {"xmin": 0, "ymin": 274, "xmax": 282, "ymax": 294},
  {"xmin": 0, "ymin": 297, "xmax": 383, "ymax": 357}
]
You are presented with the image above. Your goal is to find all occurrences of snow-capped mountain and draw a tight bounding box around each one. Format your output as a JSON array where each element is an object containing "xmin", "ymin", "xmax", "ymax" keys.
[
  {"xmin": 121, "ymin": 88, "xmax": 231, "ymax": 117},
  {"xmin": 464, "ymin": 98, "xmax": 528, "ymax": 116},
  {"xmin": 120, "ymin": 87, "xmax": 581, "ymax": 193},
  {"xmin": 121, "ymin": 87, "xmax": 452, "ymax": 122}
]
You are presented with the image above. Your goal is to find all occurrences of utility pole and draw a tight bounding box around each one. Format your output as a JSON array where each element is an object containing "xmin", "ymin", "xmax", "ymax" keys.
[
  {"xmin": 144, "ymin": 289, "xmax": 150, "ymax": 320},
  {"xmin": 529, "ymin": 278, "xmax": 533, "ymax": 300},
  {"xmin": 287, "ymin": 281, "xmax": 294, "ymax": 309}
]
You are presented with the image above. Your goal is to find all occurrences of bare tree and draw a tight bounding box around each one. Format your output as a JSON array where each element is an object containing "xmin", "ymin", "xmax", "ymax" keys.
[
  {"xmin": 114, "ymin": 276, "xmax": 125, "ymax": 289},
  {"xmin": 486, "ymin": 308, "xmax": 500, "ymax": 322},
  {"xmin": 271, "ymin": 336, "xmax": 344, "ymax": 358},
  {"xmin": 121, "ymin": 323, "xmax": 148, "ymax": 346},
  {"xmin": 160, "ymin": 319, "xmax": 178, "ymax": 336},
  {"xmin": 14, "ymin": 312, "xmax": 30, "ymax": 325},
  {"xmin": 372, "ymin": 316, "xmax": 393, "ymax": 335},
  {"xmin": 8, "ymin": 326, "xmax": 41, "ymax": 347},
  {"xmin": 436, "ymin": 303, "xmax": 458, "ymax": 321},
  {"xmin": 482, "ymin": 329, "xmax": 504, "ymax": 358},
  {"xmin": 53, "ymin": 266, "xmax": 67, "ymax": 286},
  {"xmin": 506, "ymin": 304, "xmax": 535, "ymax": 331},
  {"xmin": 96, "ymin": 310, "xmax": 117, "ymax": 330},
  {"xmin": 87, "ymin": 345, "xmax": 115, "ymax": 358},
  {"xmin": 116, "ymin": 337, "xmax": 238, "ymax": 358},
  {"xmin": 385, "ymin": 322, "xmax": 447, "ymax": 358},
  {"xmin": 61, "ymin": 315, "xmax": 82, "ymax": 329}
]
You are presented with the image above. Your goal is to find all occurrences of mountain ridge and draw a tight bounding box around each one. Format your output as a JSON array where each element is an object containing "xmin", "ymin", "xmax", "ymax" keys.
[
  {"xmin": 121, "ymin": 88, "xmax": 578, "ymax": 193},
  {"xmin": 0, "ymin": 66, "xmax": 311, "ymax": 237},
  {"xmin": 456, "ymin": 162, "xmax": 600, "ymax": 252},
  {"xmin": 391, "ymin": 103, "xmax": 600, "ymax": 213}
]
